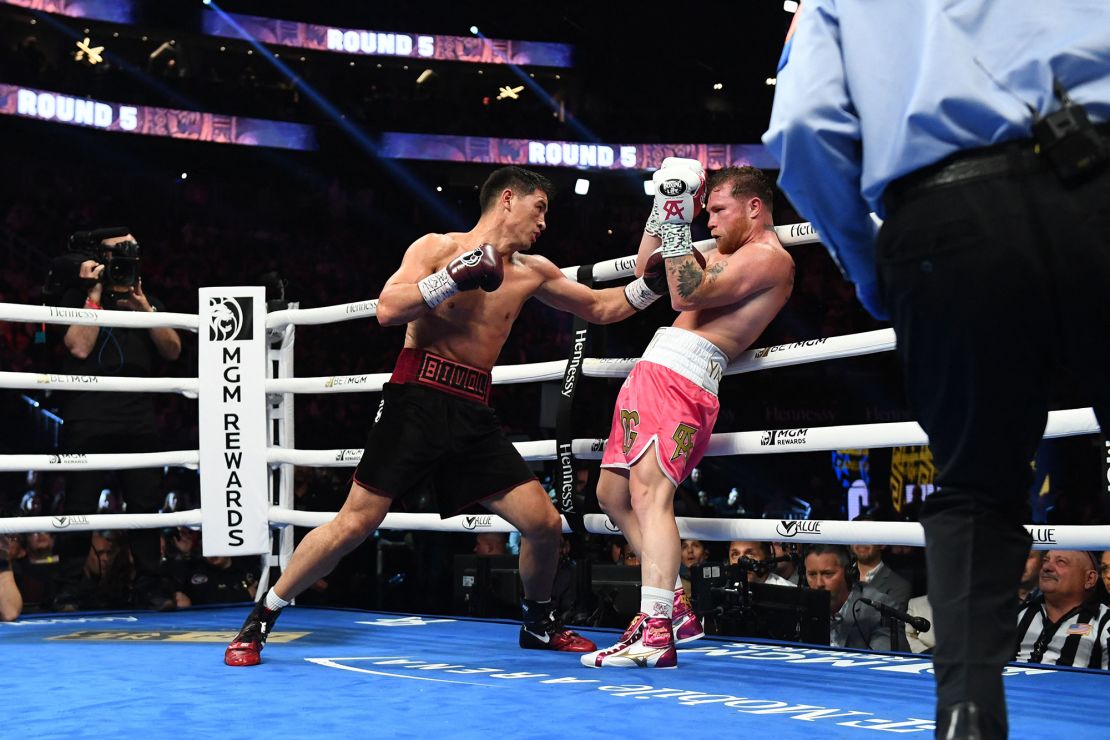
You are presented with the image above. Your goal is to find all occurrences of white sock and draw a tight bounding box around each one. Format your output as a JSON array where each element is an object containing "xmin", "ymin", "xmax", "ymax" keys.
[
  {"xmin": 641, "ymin": 586, "xmax": 674, "ymax": 620},
  {"xmin": 265, "ymin": 588, "xmax": 290, "ymax": 611},
  {"xmin": 674, "ymin": 575, "xmax": 684, "ymax": 591}
]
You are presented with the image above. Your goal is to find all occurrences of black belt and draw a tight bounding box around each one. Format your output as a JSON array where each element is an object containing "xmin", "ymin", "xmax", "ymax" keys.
[
  {"xmin": 883, "ymin": 123, "xmax": 1110, "ymax": 214},
  {"xmin": 882, "ymin": 141, "xmax": 1044, "ymax": 213}
]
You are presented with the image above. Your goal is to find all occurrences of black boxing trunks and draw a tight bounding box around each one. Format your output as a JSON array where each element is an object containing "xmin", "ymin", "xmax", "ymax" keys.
[{"xmin": 353, "ymin": 348, "xmax": 536, "ymax": 516}]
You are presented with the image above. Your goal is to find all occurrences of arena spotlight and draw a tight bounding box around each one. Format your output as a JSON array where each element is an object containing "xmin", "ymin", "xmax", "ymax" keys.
[
  {"xmin": 469, "ymin": 26, "xmax": 479, "ymax": 35},
  {"xmin": 574, "ymin": 178, "xmax": 590, "ymax": 196},
  {"xmin": 416, "ymin": 68, "xmax": 434, "ymax": 84}
]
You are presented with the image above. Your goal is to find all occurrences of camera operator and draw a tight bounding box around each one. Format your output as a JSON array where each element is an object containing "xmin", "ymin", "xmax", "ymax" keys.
[{"xmin": 46, "ymin": 227, "xmax": 181, "ymax": 611}]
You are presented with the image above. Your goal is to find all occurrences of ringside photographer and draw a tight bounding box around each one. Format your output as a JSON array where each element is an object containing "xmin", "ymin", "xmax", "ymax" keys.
[{"xmin": 43, "ymin": 227, "xmax": 182, "ymax": 611}]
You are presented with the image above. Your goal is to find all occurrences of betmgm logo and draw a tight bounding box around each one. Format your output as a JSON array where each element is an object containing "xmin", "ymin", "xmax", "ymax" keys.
[{"xmin": 209, "ymin": 296, "xmax": 254, "ymax": 342}]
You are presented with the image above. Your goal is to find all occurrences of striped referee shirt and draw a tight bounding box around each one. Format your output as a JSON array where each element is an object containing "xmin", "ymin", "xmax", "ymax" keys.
[{"xmin": 1015, "ymin": 597, "xmax": 1110, "ymax": 669}]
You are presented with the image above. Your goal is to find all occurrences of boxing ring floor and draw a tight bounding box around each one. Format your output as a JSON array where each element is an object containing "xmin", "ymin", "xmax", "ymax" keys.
[{"xmin": 2, "ymin": 606, "xmax": 1108, "ymax": 739}]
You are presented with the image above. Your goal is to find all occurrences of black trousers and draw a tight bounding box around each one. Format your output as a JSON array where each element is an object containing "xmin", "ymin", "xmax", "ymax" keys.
[
  {"xmin": 877, "ymin": 161, "xmax": 1110, "ymax": 737},
  {"xmin": 58, "ymin": 427, "xmax": 166, "ymax": 592}
]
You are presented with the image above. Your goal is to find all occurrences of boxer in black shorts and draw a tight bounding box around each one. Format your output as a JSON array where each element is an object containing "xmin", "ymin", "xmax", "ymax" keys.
[
  {"xmin": 354, "ymin": 349, "xmax": 536, "ymax": 515},
  {"xmin": 227, "ymin": 166, "xmax": 670, "ymax": 666}
]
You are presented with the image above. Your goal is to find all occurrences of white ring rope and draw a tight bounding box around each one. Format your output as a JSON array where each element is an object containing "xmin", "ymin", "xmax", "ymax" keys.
[
  {"xmin": 263, "ymin": 509, "xmax": 1107, "ymax": 550},
  {"xmin": 263, "ymin": 331, "xmax": 897, "ymax": 395},
  {"xmin": 0, "ymin": 407, "xmax": 1099, "ymax": 472},
  {"xmin": 0, "ymin": 451, "xmax": 199, "ymax": 472},
  {"xmin": 0, "ymin": 509, "xmax": 202, "ymax": 535},
  {"xmin": 0, "ymin": 302, "xmax": 198, "ymax": 331},
  {"xmin": 0, "ymin": 371, "xmax": 199, "ymax": 397},
  {"xmin": 1, "ymin": 506, "xmax": 1102, "ymax": 550},
  {"xmin": 266, "ymin": 407, "xmax": 1099, "ymax": 467},
  {"xmin": 0, "ymin": 331, "xmax": 895, "ymax": 396}
]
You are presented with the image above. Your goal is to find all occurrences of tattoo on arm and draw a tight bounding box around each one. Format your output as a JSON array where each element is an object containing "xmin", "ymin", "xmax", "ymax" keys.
[{"xmin": 672, "ymin": 259, "xmax": 727, "ymax": 299}]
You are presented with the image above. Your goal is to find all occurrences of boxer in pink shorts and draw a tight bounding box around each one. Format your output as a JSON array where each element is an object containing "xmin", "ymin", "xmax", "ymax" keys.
[
  {"xmin": 601, "ymin": 332, "xmax": 722, "ymax": 489},
  {"xmin": 583, "ymin": 163, "xmax": 795, "ymax": 669}
]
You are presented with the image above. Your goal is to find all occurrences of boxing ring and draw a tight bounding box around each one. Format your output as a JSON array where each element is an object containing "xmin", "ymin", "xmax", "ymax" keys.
[{"xmin": 2, "ymin": 221, "xmax": 1109, "ymax": 738}]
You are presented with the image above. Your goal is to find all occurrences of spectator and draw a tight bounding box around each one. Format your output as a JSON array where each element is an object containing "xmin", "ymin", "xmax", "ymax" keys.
[
  {"xmin": 728, "ymin": 540, "xmax": 796, "ymax": 587},
  {"xmin": 1018, "ymin": 549, "xmax": 1044, "ymax": 608},
  {"xmin": 1, "ymin": 493, "xmax": 68, "ymax": 619},
  {"xmin": 80, "ymin": 530, "xmax": 133, "ymax": 610},
  {"xmin": 1100, "ymin": 551, "xmax": 1110, "ymax": 603},
  {"xmin": 850, "ymin": 543, "xmax": 912, "ymax": 611},
  {"xmin": 805, "ymin": 544, "xmax": 898, "ymax": 651},
  {"xmin": 49, "ymin": 228, "xmax": 181, "ymax": 611},
  {"xmin": 165, "ymin": 532, "xmax": 258, "ymax": 608},
  {"xmin": 620, "ymin": 543, "xmax": 640, "ymax": 567},
  {"xmin": 0, "ymin": 535, "xmax": 22, "ymax": 621},
  {"xmin": 769, "ymin": 541, "xmax": 804, "ymax": 586},
  {"xmin": 1015, "ymin": 550, "xmax": 1110, "ymax": 669}
]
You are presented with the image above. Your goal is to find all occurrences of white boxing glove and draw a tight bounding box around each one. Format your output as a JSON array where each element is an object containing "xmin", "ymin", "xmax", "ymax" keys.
[{"xmin": 644, "ymin": 160, "xmax": 706, "ymax": 238}]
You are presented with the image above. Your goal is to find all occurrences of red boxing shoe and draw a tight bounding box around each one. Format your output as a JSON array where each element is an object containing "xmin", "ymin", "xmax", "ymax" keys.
[
  {"xmin": 224, "ymin": 603, "xmax": 281, "ymax": 667},
  {"xmin": 672, "ymin": 587, "xmax": 705, "ymax": 644},
  {"xmin": 519, "ymin": 614, "xmax": 597, "ymax": 653}
]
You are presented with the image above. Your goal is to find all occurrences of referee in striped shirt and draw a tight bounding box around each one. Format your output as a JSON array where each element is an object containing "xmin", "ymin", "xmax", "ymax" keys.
[{"xmin": 1015, "ymin": 550, "xmax": 1110, "ymax": 669}]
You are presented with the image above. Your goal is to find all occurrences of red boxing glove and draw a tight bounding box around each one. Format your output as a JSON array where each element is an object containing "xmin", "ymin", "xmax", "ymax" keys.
[{"xmin": 419, "ymin": 244, "xmax": 504, "ymax": 309}]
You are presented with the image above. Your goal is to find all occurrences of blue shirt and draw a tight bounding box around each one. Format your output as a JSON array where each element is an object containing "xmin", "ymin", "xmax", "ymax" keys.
[{"xmin": 762, "ymin": 0, "xmax": 1110, "ymax": 316}]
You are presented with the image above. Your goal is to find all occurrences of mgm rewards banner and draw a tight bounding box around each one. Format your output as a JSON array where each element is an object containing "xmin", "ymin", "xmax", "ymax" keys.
[{"xmin": 198, "ymin": 287, "xmax": 268, "ymax": 555}]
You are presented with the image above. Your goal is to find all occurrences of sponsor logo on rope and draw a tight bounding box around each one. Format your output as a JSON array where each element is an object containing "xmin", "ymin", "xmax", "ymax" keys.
[
  {"xmin": 1028, "ymin": 527, "xmax": 1057, "ymax": 545},
  {"xmin": 48, "ymin": 306, "xmax": 98, "ymax": 321},
  {"xmin": 324, "ymin": 375, "xmax": 368, "ymax": 388},
  {"xmin": 614, "ymin": 257, "xmax": 637, "ymax": 273},
  {"xmin": 334, "ymin": 448, "xmax": 364, "ymax": 462},
  {"xmin": 557, "ymin": 442, "xmax": 576, "ymax": 514},
  {"xmin": 208, "ymin": 296, "xmax": 254, "ymax": 342},
  {"xmin": 789, "ymin": 223, "xmax": 816, "ymax": 239},
  {"xmin": 760, "ymin": 429, "xmax": 809, "ymax": 447},
  {"xmin": 462, "ymin": 515, "xmax": 493, "ymax": 530},
  {"xmin": 35, "ymin": 374, "xmax": 99, "ymax": 384},
  {"xmin": 51, "ymin": 515, "xmax": 91, "ymax": 529},
  {"xmin": 604, "ymin": 517, "xmax": 622, "ymax": 533},
  {"xmin": 561, "ymin": 328, "xmax": 589, "ymax": 398},
  {"xmin": 776, "ymin": 519, "xmax": 822, "ymax": 538},
  {"xmin": 754, "ymin": 338, "xmax": 828, "ymax": 359},
  {"xmin": 346, "ymin": 300, "xmax": 377, "ymax": 314},
  {"xmin": 47, "ymin": 454, "xmax": 88, "ymax": 465}
]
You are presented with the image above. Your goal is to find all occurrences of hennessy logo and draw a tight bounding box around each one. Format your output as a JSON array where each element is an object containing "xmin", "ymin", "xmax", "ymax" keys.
[
  {"xmin": 209, "ymin": 296, "xmax": 254, "ymax": 342},
  {"xmin": 620, "ymin": 409, "xmax": 640, "ymax": 454},
  {"xmin": 670, "ymin": 423, "xmax": 697, "ymax": 462}
]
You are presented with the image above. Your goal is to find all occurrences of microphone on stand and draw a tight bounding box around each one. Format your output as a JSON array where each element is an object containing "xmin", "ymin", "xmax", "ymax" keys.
[{"xmin": 858, "ymin": 596, "xmax": 931, "ymax": 633}]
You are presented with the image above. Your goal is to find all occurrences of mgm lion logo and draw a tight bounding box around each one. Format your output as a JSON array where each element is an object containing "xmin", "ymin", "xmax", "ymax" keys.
[{"xmin": 209, "ymin": 296, "xmax": 254, "ymax": 342}]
